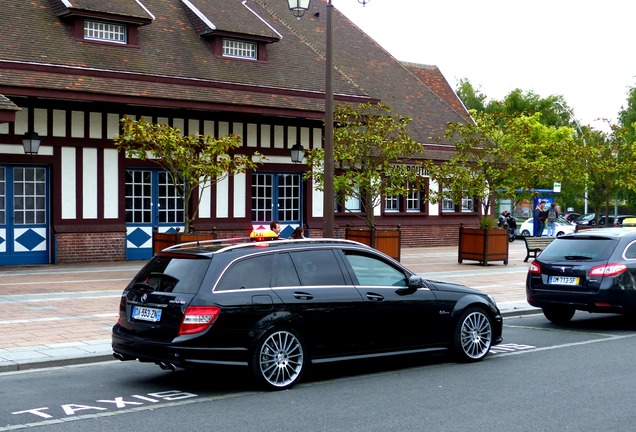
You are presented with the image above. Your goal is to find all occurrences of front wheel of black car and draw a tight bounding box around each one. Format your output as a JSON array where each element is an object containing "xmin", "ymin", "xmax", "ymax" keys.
[
  {"xmin": 542, "ymin": 307, "xmax": 575, "ymax": 324},
  {"xmin": 250, "ymin": 327, "xmax": 306, "ymax": 391},
  {"xmin": 453, "ymin": 307, "xmax": 493, "ymax": 362}
]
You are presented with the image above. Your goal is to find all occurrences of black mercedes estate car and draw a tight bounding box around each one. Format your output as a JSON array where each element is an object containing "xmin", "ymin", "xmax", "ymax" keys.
[
  {"xmin": 113, "ymin": 236, "xmax": 503, "ymax": 390},
  {"xmin": 527, "ymin": 228, "xmax": 636, "ymax": 324}
]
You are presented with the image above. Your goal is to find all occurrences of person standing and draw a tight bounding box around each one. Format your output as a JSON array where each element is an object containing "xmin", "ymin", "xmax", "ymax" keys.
[
  {"xmin": 546, "ymin": 203, "xmax": 559, "ymax": 237},
  {"xmin": 534, "ymin": 201, "xmax": 547, "ymax": 237}
]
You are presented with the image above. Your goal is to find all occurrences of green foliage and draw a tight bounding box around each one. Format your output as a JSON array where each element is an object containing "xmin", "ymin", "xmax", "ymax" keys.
[
  {"xmin": 427, "ymin": 111, "xmax": 577, "ymax": 215},
  {"xmin": 303, "ymin": 103, "xmax": 425, "ymax": 228},
  {"xmin": 479, "ymin": 216, "xmax": 496, "ymax": 229},
  {"xmin": 114, "ymin": 116, "xmax": 263, "ymax": 231},
  {"xmin": 618, "ymin": 86, "xmax": 636, "ymax": 145},
  {"xmin": 456, "ymin": 79, "xmax": 487, "ymax": 112}
]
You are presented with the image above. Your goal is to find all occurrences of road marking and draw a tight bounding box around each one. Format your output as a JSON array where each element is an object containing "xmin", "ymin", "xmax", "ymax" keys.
[
  {"xmin": 493, "ymin": 333, "xmax": 636, "ymax": 357},
  {"xmin": 1, "ymin": 390, "xmax": 256, "ymax": 431}
]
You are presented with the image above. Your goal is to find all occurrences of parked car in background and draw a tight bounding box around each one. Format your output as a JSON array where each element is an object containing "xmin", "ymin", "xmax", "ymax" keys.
[
  {"xmin": 621, "ymin": 218, "xmax": 636, "ymax": 227},
  {"xmin": 519, "ymin": 217, "xmax": 576, "ymax": 237},
  {"xmin": 112, "ymin": 236, "xmax": 503, "ymax": 390},
  {"xmin": 598, "ymin": 214, "xmax": 636, "ymax": 227},
  {"xmin": 564, "ymin": 213, "xmax": 581, "ymax": 223},
  {"xmin": 527, "ymin": 228, "xmax": 636, "ymax": 324},
  {"xmin": 574, "ymin": 213, "xmax": 596, "ymax": 226},
  {"xmin": 575, "ymin": 213, "xmax": 636, "ymax": 227}
]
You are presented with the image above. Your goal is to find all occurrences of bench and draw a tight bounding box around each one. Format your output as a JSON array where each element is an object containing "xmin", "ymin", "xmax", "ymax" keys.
[{"xmin": 523, "ymin": 237, "xmax": 555, "ymax": 262}]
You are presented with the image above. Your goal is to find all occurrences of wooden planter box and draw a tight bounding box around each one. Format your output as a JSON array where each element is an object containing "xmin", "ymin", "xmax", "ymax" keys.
[
  {"xmin": 345, "ymin": 226, "xmax": 401, "ymax": 261},
  {"xmin": 152, "ymin": 231, "xmax": 216, "ymax": 255},
  {"xmin": 458, "ymin": 225, "xmax": 509, "ymax": 266}
]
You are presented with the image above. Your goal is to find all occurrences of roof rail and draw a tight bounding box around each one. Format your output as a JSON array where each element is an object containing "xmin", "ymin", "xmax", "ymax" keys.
[{"xmin": 160, "ymin": 237, "xmax": 365, "ymax": 254}]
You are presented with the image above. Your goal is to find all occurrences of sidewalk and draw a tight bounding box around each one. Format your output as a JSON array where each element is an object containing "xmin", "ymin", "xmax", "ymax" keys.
[{"xmin": 0, "ymin": 241, "xmax": 538, "ymax": 373}]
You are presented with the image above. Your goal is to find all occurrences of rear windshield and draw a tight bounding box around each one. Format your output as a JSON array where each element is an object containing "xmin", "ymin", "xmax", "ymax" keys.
[
  {"xmin": 539, "ymin": 237, "xmax": 619, "ymax": 261},
  {"xmin": 131, "ymin": 255, "xmax": 210, "ymax": 294}
]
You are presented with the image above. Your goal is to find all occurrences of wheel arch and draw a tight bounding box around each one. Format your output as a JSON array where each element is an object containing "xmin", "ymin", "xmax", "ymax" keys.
[{"xmin": 247, "ymin": 311, "xmax": 312, "ymax": 354}]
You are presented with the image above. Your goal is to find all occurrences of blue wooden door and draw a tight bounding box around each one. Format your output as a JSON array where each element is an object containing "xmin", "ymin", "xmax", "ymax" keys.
[
  {"xmin": 0, "ymin": 166, "xmax": 49, "ymax": 265},
  {"xmin": 125, "ymin": 169, "xmax": 184, "ymax": 260}
]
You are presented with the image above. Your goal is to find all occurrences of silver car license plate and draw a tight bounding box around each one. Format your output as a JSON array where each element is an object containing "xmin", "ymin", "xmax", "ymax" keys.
[
  {"xmin": 132, "ymin": 306, "xmax": 162, "ymax": 322},
  {"xmin": 548, "ymin": 276, "xmax": 579, "ymax": 285}
]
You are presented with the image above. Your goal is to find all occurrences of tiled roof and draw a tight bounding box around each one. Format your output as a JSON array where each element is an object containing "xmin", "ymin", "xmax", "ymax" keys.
[
  {"xmin": 49, "ymin": 0, "xmax": 154, "ymax": 22},
  {"xmin": 0, "ymin": 94, "xmax": 20, "ymax": 112},
  {"xmin": 1, "ymin": 0, "xmax": 469, "ymax": 146},
  {"xmin": 185, "ymin": 0, "xmax": 281, "ymax": 40},
  {"xmin": 402, "ymin": 62, "xmax": 471, "ymax": 122}
]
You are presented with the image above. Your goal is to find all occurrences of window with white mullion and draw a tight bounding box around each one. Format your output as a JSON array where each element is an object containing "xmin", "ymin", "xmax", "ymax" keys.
[
  {"xmin": 406, "ymin": 185, "xmax": 420, "ymax": 212},
  {"xmin": 384, "ymin": 194, "xmax": 399, "ymax": 212},
  {"xmin": 223, "ymin": 39, "xmax": 257, "ymax": 60},
  {"xmin": 84, "ymin": 20, "xmax": 127, "ymax": 44}
]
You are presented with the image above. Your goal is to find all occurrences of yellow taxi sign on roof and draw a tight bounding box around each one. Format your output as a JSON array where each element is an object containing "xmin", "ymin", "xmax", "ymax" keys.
[{"xmin": 250, "ymin": 228, "xmax": 279, "ymax": 242}]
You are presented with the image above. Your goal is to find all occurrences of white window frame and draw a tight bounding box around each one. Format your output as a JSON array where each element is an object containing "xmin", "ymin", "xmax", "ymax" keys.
[
  {"xmin": 462, "ymin": 197, "xmax": 474, "ymax": 213},
  {"xmin": 384, "ymin": 194, "xmax": 399, "ymax": 212},
  {"xmin": 406, "ymin": 183, "xmax": 420, "ymax": 212},
  {"xmin": 344, "ymin": 195, "xmax": 361, "ymax": 212},
  {"xmin": 223, "ymin": 38, "xmax": 257, "ymax": 60},
  {"xmin": 84, "ymin": 20, "xmax": 127, "ymax": 44}
]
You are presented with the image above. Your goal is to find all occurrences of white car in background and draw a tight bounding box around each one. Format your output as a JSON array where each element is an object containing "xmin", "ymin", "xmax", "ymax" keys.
[{"xmin": 519, "ymin": 217, "xmax": 576, "ymax": 237}]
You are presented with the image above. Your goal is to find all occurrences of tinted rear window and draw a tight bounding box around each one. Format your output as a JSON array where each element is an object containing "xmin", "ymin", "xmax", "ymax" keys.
[
  {"xmin": 132, "ymin": 256, "xmax": 210, "ymax": 294},
  {"xmin": 539, "ymin": 237, "xmax": 619, "ymax": 261}
]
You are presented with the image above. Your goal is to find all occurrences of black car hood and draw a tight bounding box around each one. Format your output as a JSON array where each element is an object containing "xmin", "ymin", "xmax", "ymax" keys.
[{"xmin": 425, "ymin": 279, "xmax": 486, "ymax": 296}]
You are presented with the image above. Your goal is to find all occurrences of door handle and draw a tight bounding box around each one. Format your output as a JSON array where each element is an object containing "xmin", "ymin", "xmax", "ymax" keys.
[
  {"xmin": 293, "ymin": 292, "xmax": 314, "ymax": 300},
  {"xmin": 366, "ymin": 293, "xmax": 384, "ymax": 301}
]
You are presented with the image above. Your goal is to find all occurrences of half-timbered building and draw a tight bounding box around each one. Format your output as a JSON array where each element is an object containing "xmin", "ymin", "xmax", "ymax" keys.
[{"xmin": 0, "ymin": 0, "xmax": 476, "ymax": 265}]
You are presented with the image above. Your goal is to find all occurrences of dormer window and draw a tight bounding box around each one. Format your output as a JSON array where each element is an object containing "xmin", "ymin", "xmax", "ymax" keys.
[
  {"xmin": 222, "ymin": 39, "xmax": 257, "ymax": 60},
  {"xmin": 84, "ymin": 20, "xmax": 127, "ymax": 44}
]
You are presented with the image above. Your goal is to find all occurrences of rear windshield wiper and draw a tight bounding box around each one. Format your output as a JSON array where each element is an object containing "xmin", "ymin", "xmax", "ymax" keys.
[{"xmin": 563, "ymin": 255, "xmax": 594, "ymax": 260}]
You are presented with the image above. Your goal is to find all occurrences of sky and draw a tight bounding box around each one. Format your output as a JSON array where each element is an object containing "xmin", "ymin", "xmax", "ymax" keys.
[{"xmin": 334, "ymin": 0, "xmax": 636, "ymax": 131}]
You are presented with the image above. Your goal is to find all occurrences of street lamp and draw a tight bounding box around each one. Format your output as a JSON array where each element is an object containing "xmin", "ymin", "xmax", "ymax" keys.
[
  {"xmin": 287, "ymin": 0, "xmax": 368, "ymax": 237},
  {"xmin": 555, "ymin": 102, "xmax": 588, "ymax": 214},
  {"xmin": 290, "ymin": 143, "xmax": 305, "ymax": 163},
  {"xmin": 22, "ymin": 131, "xmax": 41, "ymax": 155}
]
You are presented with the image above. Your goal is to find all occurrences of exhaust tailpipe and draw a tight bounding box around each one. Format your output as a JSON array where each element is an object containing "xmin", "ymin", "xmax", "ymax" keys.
[
  {"xmin": 157, "ymin": 362, "xmax": 177, "ymax": 371},
  {"xmin": 113, "ymin": 352, "xmax": 135, "ymax": 361}
]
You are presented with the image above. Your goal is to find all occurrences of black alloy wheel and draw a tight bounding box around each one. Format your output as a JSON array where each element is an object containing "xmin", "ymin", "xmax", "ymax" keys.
[
  {"xmin": 250, "ymin": 327, "xmax": 306, "ymax": 390},
  {"xmin": 453, "ymin": 307, "xmax": 493, "ymax": 362}
]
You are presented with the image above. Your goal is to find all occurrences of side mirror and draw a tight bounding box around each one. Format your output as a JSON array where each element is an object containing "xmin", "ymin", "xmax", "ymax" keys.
[{"xmin": 408, "ymin": 275, "xmax": 424, "ymax": 289}]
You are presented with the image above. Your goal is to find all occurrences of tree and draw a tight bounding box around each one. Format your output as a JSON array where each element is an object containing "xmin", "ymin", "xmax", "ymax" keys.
[
  {"xmin": 580, "ymin": 122, "xmax": 632, "ymax": 223},
  {"xmin": 426, "ymin": 111, "xmax": 577, "ymax": 219},
  {"xmin": 455, "ymin": 79, "xmax": 487, "ymax": 112},
  {"xmin": 304, "ymin": 103, "xmax": 426, "ymax": 229},
  {"xmin": 115, "ymin": 116, "xmax": 263, "ymax": 232}
]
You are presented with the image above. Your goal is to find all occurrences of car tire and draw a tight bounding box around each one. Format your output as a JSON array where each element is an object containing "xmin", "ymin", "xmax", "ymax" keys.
[
  {"xmin": 556, "ymin": 231, "xmax": 565, "ymax": 237},
  {"xmin": 542, "ymin": 307, "xmax": 575, "ymax": 324},
  {"xmin": 521, "ymin": 229, "xmax": 531, "ymax": 237},
  {"xmin": 250, "ymin": 327, "xmax": 306, "ymax": 391},
  {"xmin": 452, "ymin": 307, "xmax": 493, "ymax": 362}
]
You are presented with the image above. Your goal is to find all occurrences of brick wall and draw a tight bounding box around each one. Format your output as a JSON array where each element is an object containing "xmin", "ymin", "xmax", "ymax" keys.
[{"xmin": 56, "ymin": 232, "xmax": 126, "ymax": 263}]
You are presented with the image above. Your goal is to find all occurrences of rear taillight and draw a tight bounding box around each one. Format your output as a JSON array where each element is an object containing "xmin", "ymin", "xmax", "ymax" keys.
[
  {"xmin": 589, "ymin": 264, "xmax": 628, "ymax": 277},
  {"xmin": 528, "ymin": 261, "xmax": 541, "ymax": 274},
  {"xmin": 178, "ymin": 306, "xmax": 221, "ymax": 335}
]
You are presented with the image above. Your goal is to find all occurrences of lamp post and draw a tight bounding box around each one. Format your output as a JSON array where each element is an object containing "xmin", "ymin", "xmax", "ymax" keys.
[
  {"xmin": 287, "ymin": 0, "xmax": 368, "ymax": 238},
  {"xmin": 555, "ymin": 102, "xmax": 588, "ymax": 214}
]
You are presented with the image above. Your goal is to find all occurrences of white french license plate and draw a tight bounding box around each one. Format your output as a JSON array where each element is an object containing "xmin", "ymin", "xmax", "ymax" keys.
[
  {"xmin": 549, "ymin": 276, "xmax": 579, "ymax": 285},
  {"xmin": 132, "ymin": 306, "xmax": 162, "ymax": 322}
]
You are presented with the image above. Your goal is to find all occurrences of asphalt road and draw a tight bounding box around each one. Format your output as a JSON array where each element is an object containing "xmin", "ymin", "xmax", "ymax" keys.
[{"xmin": 3, "ymin": 312, "xmax": 636, "ymax": 432}]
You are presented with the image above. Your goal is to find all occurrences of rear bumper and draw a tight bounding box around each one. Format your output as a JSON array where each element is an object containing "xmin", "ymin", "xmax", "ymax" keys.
[{"xmin": 111, "ymin": 325, "xmax": 249, "ymax": 367}]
